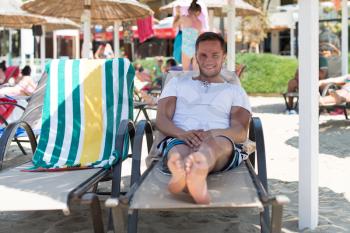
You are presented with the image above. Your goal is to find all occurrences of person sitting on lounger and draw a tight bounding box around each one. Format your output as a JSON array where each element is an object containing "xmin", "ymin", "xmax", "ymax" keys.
[
  {"xmin": 286, "ymin": 56, "xmax": 328, "ymax": 114},
  {"xmin": 0, "ymin": 65, "xmax": 36, "ymax": 97},
  {"xmin": 156, "ymin": 32, "xmax": 252, "ymax": 204},
  {"xmin": 319, "ymin": 74, "xmax": 350, "ymax": 105}
]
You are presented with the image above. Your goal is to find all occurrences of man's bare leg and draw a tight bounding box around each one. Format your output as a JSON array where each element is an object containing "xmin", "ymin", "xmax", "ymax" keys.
[
  {"xmin": 330, "ymin": 90, "xmax": 347, "ymax": 104},
  {"xmin": 320, "ymin": 90, "xmax": 346, "ymax": 105},
  {"xmin": 167, "ymin": 144, "xmax": 191, "ymax": 194},
  {"xmin": 185, "ymin": 136, "xmax": 234, "ymax": 204}
]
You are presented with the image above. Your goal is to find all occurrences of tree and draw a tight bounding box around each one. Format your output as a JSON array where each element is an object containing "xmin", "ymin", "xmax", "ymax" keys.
[{"xmin": 241, "ymin": 0, "xmax": 268, "ymax": 53}]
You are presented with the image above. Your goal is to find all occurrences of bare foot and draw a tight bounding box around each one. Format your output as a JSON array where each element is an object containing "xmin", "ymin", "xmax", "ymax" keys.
[
  {"xmin": 330, "ymin": 91, "xmax": 346, "ymax": 105},
  {"xmin": 185, "ymin": 153, "xmax": 210, "ymax": 204},
  {"xmin": 167, "ymin": 153, "xmax": 186, "ymax": 194}
]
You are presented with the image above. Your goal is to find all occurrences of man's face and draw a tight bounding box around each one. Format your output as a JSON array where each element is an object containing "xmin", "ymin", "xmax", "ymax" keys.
[{"xmin": 196, "ymin": 40, "xmax": 226, "ymax": 78}]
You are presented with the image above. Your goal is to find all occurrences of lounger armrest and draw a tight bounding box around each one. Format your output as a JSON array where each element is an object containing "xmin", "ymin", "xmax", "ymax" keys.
[
  {"xmin": 130, "ymin": 120, "xmax": 154, "ymax": 185},
  {"xmin": 0, "ymin": 101, "xmax": 26, "ymax": 111},
  {"xmin": 0, "ymin": 120, "xmax": 37, "ymax": 167},
  {"xmin": 249, "ymin": 117, "xmax": 268, "ymax": 192},
  {"xmin": 111, "ymin": 120, "xmax": 136, "ymax": 198},
  {"xmin": 321, "ymin": 82, "xmax": 340, "ymax": 97},
  {"xmin": 0, "ymin": 102, "xmax": 26, "ymax": 125}
]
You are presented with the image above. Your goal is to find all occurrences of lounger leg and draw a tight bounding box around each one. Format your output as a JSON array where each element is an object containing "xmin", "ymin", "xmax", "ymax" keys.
[
  {"xmin": 111, "ymin": 205, "xmax": 125, "ymax": 233},
  {"xmin": 282, "ymin": 93, "xmax": 289, "ymax": 111},
  {"xmin": 14, "ymin": 138, "xmax": 27, "ymax": 155},
  {"xmin": 127, "ymin": 209, "xmax": 138, "ymax": 233},
  {"xmin": 81, "ymin": 193, "xmax": 105, "ymax": 233},
  {"xmin": 344, "ymin": 108, "xmax": 348, "ymax": 120}
]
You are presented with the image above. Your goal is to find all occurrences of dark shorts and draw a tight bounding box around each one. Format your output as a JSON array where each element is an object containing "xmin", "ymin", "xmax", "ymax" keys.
[{"xmin": 157, "ymin": 136, "xmax": 248, "ymax": 175}]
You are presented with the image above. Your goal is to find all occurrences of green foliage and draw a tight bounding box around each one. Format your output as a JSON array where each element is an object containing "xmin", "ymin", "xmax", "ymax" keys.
[
  {"xmin": 237, "ymin": 53, "xmax": 298, "ymax": 94},
  {"xmin": 134, "ymin": 53, "xmax": 299, "ymax": 94},
  {"xmin": 133, "ymin": 58, "xmax": 157, "ymax": 71}
]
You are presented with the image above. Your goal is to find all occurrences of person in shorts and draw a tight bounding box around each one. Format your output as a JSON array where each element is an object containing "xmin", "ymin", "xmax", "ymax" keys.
[{"xmin": 156, "ymin": 32, "xmax": 251, "ymax": 204}]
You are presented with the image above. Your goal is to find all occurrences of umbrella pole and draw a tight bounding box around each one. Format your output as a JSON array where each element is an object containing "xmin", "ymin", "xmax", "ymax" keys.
[
  {"xmin": 82, "ymin": 10, "xmax": 92, "ymax": 58},
  {"xmin": 8, "ymin": 29, "xmax": 12, "ymax": 66},
  {"xmin": 227, "ymin": 0, "xmax": 236, "ymax": 71},
  {"xmin": 40, "ymin": 26, "xmax": 46, "ymax": 72},
  {"xmin": 82, "ymin": 2, "xmax": 92, "ymax": 59},
  {"xmin": 114, "ymin": 21, "xmax": 120, "ymax": 58}
]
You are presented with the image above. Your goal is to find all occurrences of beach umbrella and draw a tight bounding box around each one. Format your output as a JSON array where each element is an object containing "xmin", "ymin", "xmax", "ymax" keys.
[
  {"xmin": 159, "ymin": 0, "xmax": 261, "ymax": 17},
  {"xmin": 0, "ymin": 0, "xmax": 46, "ymax": 65},
  {"xmin": 22, "ymin": 0, "xmax": 154, "ymax": 58},
  {"xmin": 0, "ymin": 0, "xmax": 46, "ymax": 29}
]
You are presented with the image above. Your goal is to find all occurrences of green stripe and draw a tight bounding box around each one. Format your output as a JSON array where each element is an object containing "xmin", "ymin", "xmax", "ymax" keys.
[
  {"xmin": 101, "ymin": 60, "xmax": 114, "ymax": 161},
  {"xmin": 49, "ymin": 60, "xmax": 66, "ymax": 165},
  {"xmin": 32, "ymin": 61, "xmax": 52, "ymax": 166},
  {"xmin": 66, "ymin": 60, "xmax": 81, "ymax": 166},
  {"xmin": 126, "ymin": 63, "xmax": 135, "ymax": 121},
  {"xmin": 115, "ymin": 58, "xmax": 125, "ymax": 160}
]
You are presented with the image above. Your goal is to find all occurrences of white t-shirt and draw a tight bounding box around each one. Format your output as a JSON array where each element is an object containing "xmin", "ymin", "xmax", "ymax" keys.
[{"xmin": 159, "ymin": 75, "xmax": 251, "ymax": 131}]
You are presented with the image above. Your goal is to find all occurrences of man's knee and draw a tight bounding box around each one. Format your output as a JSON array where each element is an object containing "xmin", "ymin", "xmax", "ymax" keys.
[
  {"xmin": 168, "ymin": 145, "xmax": 191, "ymax": 157},
  {"xmin": 288, "ymin": 79, "xmax": 298, "ymax": 92},
  {"xmin": 202, "ymin": 136, "xmax": 233, "ymax": 156}
]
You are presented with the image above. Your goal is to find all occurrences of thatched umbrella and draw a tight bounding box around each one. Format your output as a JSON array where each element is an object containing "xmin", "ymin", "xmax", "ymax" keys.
[
  {"xmin": 22, "ymin": 0, "xmax": 154, "ymax": 58},
  {"xmin": 0, "ymin": 0, "xmax": 47, "ymax": 65},
  {"xmin": 159, "ymin": 0, "xmax": 261, "ymax": 17},
  {"xmin": 0, "ymin": 0, "xmax": 46, "ymax": 29}
]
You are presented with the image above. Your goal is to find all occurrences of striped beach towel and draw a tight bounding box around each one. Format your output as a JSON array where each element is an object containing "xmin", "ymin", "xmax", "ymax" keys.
[{"xmin": 30, "ymin": 58, "xmax": 134, "ymax": 170}]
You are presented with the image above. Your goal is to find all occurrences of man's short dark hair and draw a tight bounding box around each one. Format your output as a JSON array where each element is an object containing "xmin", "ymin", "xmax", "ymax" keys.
[
  {"xmin": 195, "ymin": 32, "xmax": 226, "ymax": 53},
  {"xmin": 166, "ymin": 58, "xmax": 177, "ymax": 67}
]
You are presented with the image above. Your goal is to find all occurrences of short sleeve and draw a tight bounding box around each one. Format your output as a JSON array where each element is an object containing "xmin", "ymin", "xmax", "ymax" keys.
[
  {"xmin": 319, "ymin": 56, "xmax": 328, "ymax": 70},
  {"xmin": 231, "ymin": 85, "xmax": 252, "ymax": 113},
  {"xmin": 159, "ymin": 76, "xmax": 178, "ymax": 100}
]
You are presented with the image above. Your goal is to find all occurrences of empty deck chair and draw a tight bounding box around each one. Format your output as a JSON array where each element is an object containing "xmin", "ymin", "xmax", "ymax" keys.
[{"xmin": 0, "ymin": 58, "xmax": 136, "ymax": 233}]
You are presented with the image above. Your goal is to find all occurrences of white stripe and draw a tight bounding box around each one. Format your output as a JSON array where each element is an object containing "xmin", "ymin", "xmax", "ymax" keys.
[
  {"xmin": 121, "ymin": 59, "xmax": 130, "ymax": 121},
  {"xmin": 74, "ymin": 61, "xmax": 85, "ymax": 164},
  {"xmin": 43, "ymin": 60, "xmax": 59, "ymax": 163},
  {"xmin": 55, "ymin": 60, "xmax": 74, "ymax": 166},
  {"xmin": 111, "ymin": 59, "xmax": 120, "ymax": 154},
  {"xmin": 97, "ymin": 60, "xmax": 107, "ymax": 161}
]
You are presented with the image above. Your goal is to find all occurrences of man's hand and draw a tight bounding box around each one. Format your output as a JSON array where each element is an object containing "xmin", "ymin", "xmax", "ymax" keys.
[{"xmin": 177, "ymin": 130, "xmax": 204, "ymax": 148}]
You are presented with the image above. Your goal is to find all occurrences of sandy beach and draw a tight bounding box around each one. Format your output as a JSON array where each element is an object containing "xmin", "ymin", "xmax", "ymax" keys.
[{"xmin": 1, "ymin": 96, "xmax": 350, "ymax": 233}]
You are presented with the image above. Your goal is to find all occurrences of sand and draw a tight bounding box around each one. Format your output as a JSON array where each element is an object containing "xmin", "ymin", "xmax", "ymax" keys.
[{"xmin": 0, "ymin": 96, "xmax": 350, "ymax": 233}]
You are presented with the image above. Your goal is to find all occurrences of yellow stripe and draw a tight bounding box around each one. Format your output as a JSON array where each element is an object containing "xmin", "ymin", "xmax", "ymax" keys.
[{"xmin": 80, "ymin": 60, "xmax": 105, "ymax": 164}]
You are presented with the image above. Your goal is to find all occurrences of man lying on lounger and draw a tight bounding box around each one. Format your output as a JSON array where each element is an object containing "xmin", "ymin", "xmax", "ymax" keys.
[{"xmin": 156, "ymin": 32, "xmax": 252, "ymax": 204}]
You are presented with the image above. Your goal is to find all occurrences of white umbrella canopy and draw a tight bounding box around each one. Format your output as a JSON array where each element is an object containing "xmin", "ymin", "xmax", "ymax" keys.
[
  {"xmin": 0, "ymin": 0, "xmax": 46, "ymax": 29},
  {"xmin": 159, "ymin": 0, "xmax": 261, "ymax": 16},
  {"xmin": 22, "ymin": 0, "xmax": 154, "ymax": 58},
  {"xmin": 22, "ymin": 0, "xmax": 154, "ymax": 23}
]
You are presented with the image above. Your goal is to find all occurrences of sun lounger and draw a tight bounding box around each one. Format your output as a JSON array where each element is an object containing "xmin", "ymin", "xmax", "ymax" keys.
[
  {"xmin": 106, "ymin": 117, "xmax": 289, "ymax": 233},
  {"xmin": 0, "ymin": 74, "xmax": 47, "ymax": 155},
  {"xmin": 319, "ymin": 83, "xmax": 349, "ymax": 120},
  {"xmin": 0, "ymin": 58, "xmax": 137, "ymax": 233}
]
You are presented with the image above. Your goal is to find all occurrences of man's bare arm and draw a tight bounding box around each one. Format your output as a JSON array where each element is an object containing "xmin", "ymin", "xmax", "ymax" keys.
[
  {"xmin": 209, "ymin": 106, "xmax": 251, "ymax": 143},
  {"xmin": 156, "ymin": 96, "xmax": 184, "ymax": 137},
  {"xmin": 156, "ymin": 97, "xmax": 203, "ymax": 147}
]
